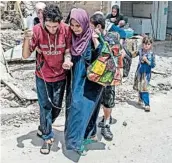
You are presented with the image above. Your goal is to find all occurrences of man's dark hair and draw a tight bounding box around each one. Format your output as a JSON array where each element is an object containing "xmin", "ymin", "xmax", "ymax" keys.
[
  {"xmin": 90, "ymin": 14, "xmax": 105, "ymax": 29},
  {"xmin": 43, "ymin": 4, "xmax": 63, "ymax": 23}
]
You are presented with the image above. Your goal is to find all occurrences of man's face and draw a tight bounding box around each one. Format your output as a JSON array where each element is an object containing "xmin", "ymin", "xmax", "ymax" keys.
[
  {"xmin": 36, "ymin": 9, "xmax": 44, "ymax": 20},
  {"xmin": 45, "ymin": 21, "xmax": 60, "ymax": 34},
  {"xmin": 112, "ymin": 9, "xmax": 117, "ymax": 16}
]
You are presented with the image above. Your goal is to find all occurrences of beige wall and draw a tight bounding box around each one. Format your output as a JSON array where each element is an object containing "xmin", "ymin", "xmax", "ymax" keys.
[{"xmin": 58, "ymin": 1, "xmax": 109, "ymax": 19}]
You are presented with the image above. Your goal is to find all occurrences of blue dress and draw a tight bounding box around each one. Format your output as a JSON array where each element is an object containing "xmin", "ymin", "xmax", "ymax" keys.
[
  {"xmin": 133, "ymin": 49, "xmax": 156, "ymax": 92},
  {"xmin": 65, "ymin": 42, "xmax": 103, "ymax": 151}
]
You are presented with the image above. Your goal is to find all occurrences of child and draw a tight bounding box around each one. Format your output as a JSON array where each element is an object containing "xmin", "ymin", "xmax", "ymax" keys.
[{"xmin": 133, "ymin": 36, "xmax": 156, "ymax": 112}]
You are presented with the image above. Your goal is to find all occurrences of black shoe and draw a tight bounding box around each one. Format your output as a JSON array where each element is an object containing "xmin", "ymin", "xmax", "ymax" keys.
[
  {"xmin": 98, "ymin": 116, "xmax": 113, "ymax": 128},
  {"xmin": 101, "ymin": 125, "xmax": 113, "ymax": 141}
]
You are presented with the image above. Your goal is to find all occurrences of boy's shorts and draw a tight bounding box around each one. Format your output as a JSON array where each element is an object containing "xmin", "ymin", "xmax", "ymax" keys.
[{"xmin": 102, "ymin": 86, "xmax": 115, "ymax": 109}]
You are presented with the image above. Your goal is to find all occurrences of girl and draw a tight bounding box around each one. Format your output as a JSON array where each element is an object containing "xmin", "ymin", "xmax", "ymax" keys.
[
  {"xmin": 65, "ymin": 8, "xmax": 103, "ymax": 155},
  {"xmin": 133, "ymin": 36, "xmax": 156, "ymax": 112}
]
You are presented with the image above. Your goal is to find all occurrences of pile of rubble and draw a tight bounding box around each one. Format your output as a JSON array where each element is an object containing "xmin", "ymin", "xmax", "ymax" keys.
[{"xmin": 1, "ymin": 29, "xmax": 23, "ymax": 51}]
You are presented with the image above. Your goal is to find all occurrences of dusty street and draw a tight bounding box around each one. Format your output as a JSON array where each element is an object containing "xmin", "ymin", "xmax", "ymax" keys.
[{"xmin": 1, "ymin": 40, "xmax": 172, "ymax": 163}]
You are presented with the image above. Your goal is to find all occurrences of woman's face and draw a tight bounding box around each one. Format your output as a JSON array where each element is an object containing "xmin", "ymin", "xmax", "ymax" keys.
[
  {"xmin": 70, "ymin": 19, "xmax": 83, "ymax": 35},
  {"xmin": 36, "ymin": 9, "xmax": 44, "ymax": 20},
  {"xmin": 112, "ymin": 9, "xmax": 117, "ymax": 16}
]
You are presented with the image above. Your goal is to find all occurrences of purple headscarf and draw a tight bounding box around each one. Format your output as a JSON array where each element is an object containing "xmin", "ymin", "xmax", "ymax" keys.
[{"xmin": 70, "ymin": 8, "xmax": 93, "ymax": 56}]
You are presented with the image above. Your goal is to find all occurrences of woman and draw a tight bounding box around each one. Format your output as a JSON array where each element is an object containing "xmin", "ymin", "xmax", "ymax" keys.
[
  {"xmin": 65, "ymin": 8, "xmax": 103, "ymax": 155},
  {"xmin": 106, "ymin": 5, "xmax": 125, "ymax": 26}
]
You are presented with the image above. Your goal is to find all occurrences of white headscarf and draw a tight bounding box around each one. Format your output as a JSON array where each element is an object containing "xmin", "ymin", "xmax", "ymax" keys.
[{"xmin": 35, "ymin": 2, "xmax": 46, "ymax": 11}]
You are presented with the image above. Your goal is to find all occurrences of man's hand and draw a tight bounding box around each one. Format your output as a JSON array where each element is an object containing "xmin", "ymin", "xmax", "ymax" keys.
[
  {"xmin": 62, "ymin": 60, "xmax": 73, "ymax": 70},
  {"xmin": 24, "ymin": 29, "xmax": 33, "ymax": 40}
]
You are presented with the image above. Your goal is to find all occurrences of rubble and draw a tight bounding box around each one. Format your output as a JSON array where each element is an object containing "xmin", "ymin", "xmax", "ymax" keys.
[
  {"xmin": 1, "ymin": 30, "xmax": 23, "ymax": 51},
  {"xmin": 123, "ymin": 121, "xmax": 127, "ymax": 126}
]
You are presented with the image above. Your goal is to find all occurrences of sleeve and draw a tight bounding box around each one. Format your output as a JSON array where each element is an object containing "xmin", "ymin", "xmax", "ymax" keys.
[
  {"xmin": 151, "ymin": 53, "xmax": 156, "ymax": 68},
  {"xmin": 114, "ymin": 14, "xmax": 124, "ymax": 25},
  {"xmin": 29, "ymin": 26, "xmax": 39, "ymax": 53},
  {"xmin": 95, "ymin": 42, "xmax": 103, "ymax": 55},
  {"xmin": 65, "ymin": 25, "xmax": 72, "ymax": 53},
  {"xmin": 90, "ymin": 41, "xmax": 103, "ymax": 62}
]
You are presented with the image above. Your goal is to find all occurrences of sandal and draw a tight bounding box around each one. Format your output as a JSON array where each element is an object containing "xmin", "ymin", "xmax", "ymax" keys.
[
  {"xmin": 75, "ymin": 145, "xmax": 87, "ymax": 156},
  {"xmin": 40, "ymin": 139, "xmax": 54, "ymax": 155},
  {"xmin": 83, "ymin": 136, "xmax": 98, "ymax": 146}
]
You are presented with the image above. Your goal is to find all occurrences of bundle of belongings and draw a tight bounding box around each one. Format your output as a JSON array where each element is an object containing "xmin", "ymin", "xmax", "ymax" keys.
[
  {"xmin": 87, "ymin": 20, "xmax": 143, "ymax": 87},
  {"xmin": 87, "ymin": 33, "xmax": 123, "ymax": 86}
]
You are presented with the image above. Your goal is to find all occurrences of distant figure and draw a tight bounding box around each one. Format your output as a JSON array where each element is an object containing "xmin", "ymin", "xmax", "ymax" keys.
[
  {"xmin": 34, "ymin": 2, "xmax": 46, "ymax": 25},
  {"xmin": 106, "ymin": 5, "xmax": 124, "ymax": 26}
]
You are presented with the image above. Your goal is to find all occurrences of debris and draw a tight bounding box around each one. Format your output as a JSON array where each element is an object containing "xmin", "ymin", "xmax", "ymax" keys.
[
  {"xmin": 152, "ymin": 70, "xmax": 166, "ymax": 75},
  {"xmin": 10, "ymin": 100, "xmax": 20, "ymax": 108},
  {"xmin": 123, "ymin": 121, "xmax": 127, "ymax": 126},
  {"xmin": 1, "ymin": 78, "xmax": 38, "ymax": 101},
  {"xmin": 4, "ymin": 44, "xmax": 36, "ymax": 62},
  {"xmin": 14, "ymin": 124, "xmax": 20, "ymax": 128},
  {"xmin": 3, "ymin": 93, "xmax": 15, "ymax": 101},
  {"xmin": 1, "ymin": 42, "xmax": 14, "ymax": 48}
]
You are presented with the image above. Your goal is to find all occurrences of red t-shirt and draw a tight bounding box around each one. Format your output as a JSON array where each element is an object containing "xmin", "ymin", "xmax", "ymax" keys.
[{"xmin": 29, "ymin": 22, "xmax": 72, "ymax": 82}]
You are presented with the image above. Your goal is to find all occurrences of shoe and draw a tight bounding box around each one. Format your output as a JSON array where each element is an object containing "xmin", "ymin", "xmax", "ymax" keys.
[
  {"xmin": 101, "ymin": 125, "xmax": 113, "ymax": 141},
  {"xmin": 98, "ymin": 116, "xmax": 113, "ymax": 128},
  {"xmin": 144, "ymin": 106, "xmax": 150, "ymax": 112}
]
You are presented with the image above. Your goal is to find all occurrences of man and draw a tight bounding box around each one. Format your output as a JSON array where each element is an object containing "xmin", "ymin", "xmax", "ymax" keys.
[{"xmin": 22, "ymin": 4, "xmax": 72, "ymax": 154}]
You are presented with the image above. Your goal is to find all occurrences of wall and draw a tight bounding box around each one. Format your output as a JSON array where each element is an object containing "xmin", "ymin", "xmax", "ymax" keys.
[
  {"xmin": 59, "ymin": 1, "xmax": 109, "ymax": 19},
  {"xmin": 167, "ymin": 1, "xmax": 172, "ymax": 34}
]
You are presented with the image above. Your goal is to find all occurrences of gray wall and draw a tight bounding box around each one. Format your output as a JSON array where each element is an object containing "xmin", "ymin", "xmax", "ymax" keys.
[{"xmin": 167, "ymin": 1, "xmax": 172, "ymax": 34}]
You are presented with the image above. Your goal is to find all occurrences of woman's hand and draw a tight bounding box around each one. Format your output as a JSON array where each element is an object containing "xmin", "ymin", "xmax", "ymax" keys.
[{"xmin": 110, "ymin": 18, "xmax": 116, "ymax": 22}]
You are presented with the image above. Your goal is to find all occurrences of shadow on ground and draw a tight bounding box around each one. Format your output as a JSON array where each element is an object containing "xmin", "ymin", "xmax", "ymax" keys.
[
  {"xmin": 16, "ymin": 128, "xmax": 106, "ymax": 163},
  {"xmin": 126, "ymin": 100, "xmax": 144, "ymax": 110}
]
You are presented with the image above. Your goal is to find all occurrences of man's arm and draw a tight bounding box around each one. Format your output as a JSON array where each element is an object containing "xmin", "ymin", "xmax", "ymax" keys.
[
  {"xmin": 22, "ymin": 39, "xmax": 32, "ymax": 59},
  {"xmin": 22, "ymin": 29, "xmax": 38, "ymax": 59}
]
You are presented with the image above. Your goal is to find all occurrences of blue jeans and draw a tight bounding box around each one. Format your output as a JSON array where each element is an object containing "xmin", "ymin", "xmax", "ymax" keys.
[
  {"xmin": 36, "ymin": 76, "xmax": 66, "ymax": 140},
  {"xmin": 139, "ymin": 92, "xmax": 150, "ymax": 106}
]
